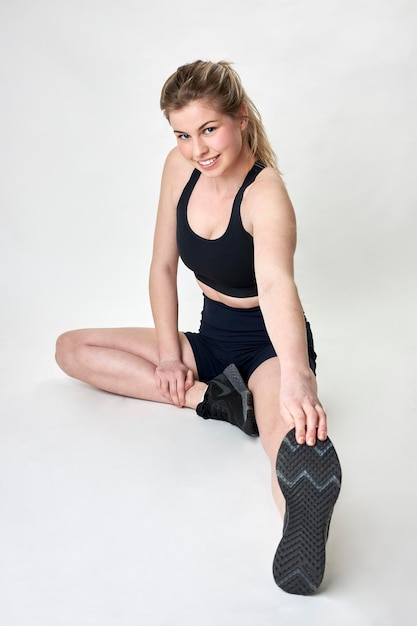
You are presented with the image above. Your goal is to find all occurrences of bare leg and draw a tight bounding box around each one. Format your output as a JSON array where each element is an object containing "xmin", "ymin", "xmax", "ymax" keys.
[
  {"xmin": 249, "ymin": 357, "xmax": 322, "ymax": 516},
  {"xmin": 55, "ymin": 327, "xmax": 206, "ymax": 408},
  {"xmin": 248, "ymin": 357, "xmax": 295, "ymax": 518},
  {"xmin": 250, "ymin": 358, "xmax": 342, "ymax": 595}
]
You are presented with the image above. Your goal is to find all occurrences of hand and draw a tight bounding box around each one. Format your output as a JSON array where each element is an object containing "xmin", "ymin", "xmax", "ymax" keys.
[
  {"xmin": 155, "ymin": 359, "xmax": 194, "ymax": 408},
  {"xmin": 279, "ymin": 369, "xmax": 327, "ymax": 446}
]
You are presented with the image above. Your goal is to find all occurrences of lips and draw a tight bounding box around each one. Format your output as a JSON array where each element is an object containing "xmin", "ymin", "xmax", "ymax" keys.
[{"xmin": 197, "ymin": 155, "xmax": 219, "ymax": 167}]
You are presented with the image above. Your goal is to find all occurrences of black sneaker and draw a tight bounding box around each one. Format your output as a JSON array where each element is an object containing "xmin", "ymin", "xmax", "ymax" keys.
[
  {"xmin": 196, "ymin": 364, "xmax": 258, "ymax": 437},
  {"xmin": 273, "ymin": 427, "xmax": 342, "ymax": 595}
]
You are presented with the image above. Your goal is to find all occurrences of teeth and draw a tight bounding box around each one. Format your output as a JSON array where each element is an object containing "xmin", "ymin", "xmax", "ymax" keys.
[{"xmin": 199, "ymin": 157, "xmax": 217, "ymax": 166}]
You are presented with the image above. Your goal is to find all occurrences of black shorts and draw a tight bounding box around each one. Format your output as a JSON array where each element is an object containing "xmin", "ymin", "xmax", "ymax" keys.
[{"xmin": 185, "ymin": 295, "xmax": 317, "ymax": 384}]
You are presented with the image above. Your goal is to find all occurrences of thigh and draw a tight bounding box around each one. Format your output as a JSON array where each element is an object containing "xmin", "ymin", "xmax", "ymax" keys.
[
  {"xmin": 248, "ymin": 357, "xmax": 281, "ymax": 425},
  {"xmin": 248, "ymin": 356, "xmax": 320, "ymax": 460},
  {"xmin": 60, "ymin": 327, "xmax": 199, "ymax": 376},
  {"xmin": 248, "ymin": 357, "xmax": 288, "ymax": 458}
]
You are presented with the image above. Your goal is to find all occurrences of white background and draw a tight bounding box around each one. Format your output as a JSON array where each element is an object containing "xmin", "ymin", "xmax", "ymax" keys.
[{"xmin": 1, "ymin": 1, "xmax": 416, "ymax": 624}]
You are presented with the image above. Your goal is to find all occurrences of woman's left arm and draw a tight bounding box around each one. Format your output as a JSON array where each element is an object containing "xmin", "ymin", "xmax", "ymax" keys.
[{"xmin": 249, "ymin": 170, "xmax": 327, "ymax": 446}]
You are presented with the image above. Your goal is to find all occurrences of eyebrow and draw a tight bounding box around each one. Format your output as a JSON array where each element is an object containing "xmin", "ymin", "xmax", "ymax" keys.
[{"xmin": 173, "ymin": 120, "xmax": 218, "ymax": 134}]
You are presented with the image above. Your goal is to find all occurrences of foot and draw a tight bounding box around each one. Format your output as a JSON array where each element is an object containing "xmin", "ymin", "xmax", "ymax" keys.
[
  {"xmin": 273, "ymin": 427, "xmax": 342, "ymax": 595},
  {"xmin": 196, "ymin": 364, "xmax": 258, "ymax": 437}
]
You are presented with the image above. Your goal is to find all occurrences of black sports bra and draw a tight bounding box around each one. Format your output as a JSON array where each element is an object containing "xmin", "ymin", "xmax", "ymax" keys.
[{"xmin": 176, "ymin": 162, "xmax": 265, "ymax": 297}]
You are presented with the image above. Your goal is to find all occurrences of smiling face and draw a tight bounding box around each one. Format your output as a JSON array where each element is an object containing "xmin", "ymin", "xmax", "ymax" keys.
[{"xmin": 169, "ymin": 100, "xmax": 248, "ymax": 177}]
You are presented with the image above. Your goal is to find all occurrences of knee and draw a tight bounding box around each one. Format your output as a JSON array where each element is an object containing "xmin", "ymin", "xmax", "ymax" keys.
[
  {"xmin": 258, "ymin": 424, "xmax": 279, "ymax": 460},
  {"xmin": 55, "ymin": 330, "xmax": 82, "ymax": 375},
  {"xmin": 258, "ymin": 420, "xmax": 289, "ymax": 463}
]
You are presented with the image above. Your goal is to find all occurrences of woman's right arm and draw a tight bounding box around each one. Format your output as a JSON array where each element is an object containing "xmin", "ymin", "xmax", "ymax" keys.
[{"xmin": 149, "ymin": 149, "xmax": 194, "ymax": 406}]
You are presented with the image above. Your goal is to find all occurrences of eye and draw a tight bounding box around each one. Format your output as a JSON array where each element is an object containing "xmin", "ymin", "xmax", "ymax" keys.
[
  {"xmin": 177, "ymin": 133, "xmax": 190, "ymax": 141},
  {"xmin": 203, "ymin": 127, "xmax": 215, "ymax": 135}
]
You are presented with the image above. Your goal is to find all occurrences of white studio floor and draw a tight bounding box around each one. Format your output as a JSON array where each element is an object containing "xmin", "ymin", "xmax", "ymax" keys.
[
  {"xmin": 1, "ymin": 288, "xmax": 416, "ymax": 626},
  {"xmin": 1, "ymin": 1, "xmax": 417, "ymax": 624}
]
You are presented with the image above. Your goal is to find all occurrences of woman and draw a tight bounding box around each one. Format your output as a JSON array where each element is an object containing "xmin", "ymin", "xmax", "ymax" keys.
[{"xmin": 56, "ymin": 60, "xmax": 341, "ymax": 595}]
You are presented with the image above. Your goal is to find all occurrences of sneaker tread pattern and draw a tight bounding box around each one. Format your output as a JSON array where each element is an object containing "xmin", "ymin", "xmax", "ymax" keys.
[{"xmin": 273, "ymin": 428, "xmax": 342, "ymax": 595}]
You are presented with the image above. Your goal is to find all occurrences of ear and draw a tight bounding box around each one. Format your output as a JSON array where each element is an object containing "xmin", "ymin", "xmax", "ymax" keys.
[{"xmin": 239, "ymin": 103, "xmax": 249, "ymax": 130}]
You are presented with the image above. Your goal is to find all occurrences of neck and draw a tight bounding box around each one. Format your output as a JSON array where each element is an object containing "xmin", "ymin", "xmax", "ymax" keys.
[{"xmin": 203, "ymin": 152, "xmax": 255, "ymax": 196}]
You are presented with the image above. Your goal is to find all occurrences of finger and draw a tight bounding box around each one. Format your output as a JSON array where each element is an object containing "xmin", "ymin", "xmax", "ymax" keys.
[
  {"xmin": 304, "ymin": 404, "xmax": 318, "ymax": 446},
  {"xmin": 169, "ymin": 378, "xmax": 181, "ymax": 407},
  {"xmin": 154, "ymin": 370, "xmax": 164, "ymax": 394},
  {"xmin": 279, "ymin": 403, "xmax": 295, "ymax": 431},
  {"xmin": 316, "ymin": 404, "xmax": 328, "ymax": 441},
  {"xmin": 292, "ymin": 409, "xmax": 307, "ymax": 445},
  {"xmin": 161, "ymin": 380, "xmax": 172, "ymax": 401},
  {"xmin": 184, "ymin": 368, "xmax": 194, "ymax": 392},
  {"xmin": 156, "ymin": 372, "xmax": 171, "ymax": 401},
  {"xmin": 175, "ymin": 376, "xmax": 186, "ymax": 408}
]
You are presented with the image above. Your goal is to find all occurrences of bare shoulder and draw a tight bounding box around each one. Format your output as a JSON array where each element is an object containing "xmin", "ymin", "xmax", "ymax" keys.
[
  {"xmin": 153, "ymin": 148, "xmax": 195, "ymax": 259},
  {"xmin": 250, "ymin": 166, "xmax": 290, "ymax": 200},
  {"xmin": 244, "ymin": 166, "xmax": 295, "ymax": 223},
  {"xmin": 161, "ymin": 147, "xmax": 195, "ymax": 202}
]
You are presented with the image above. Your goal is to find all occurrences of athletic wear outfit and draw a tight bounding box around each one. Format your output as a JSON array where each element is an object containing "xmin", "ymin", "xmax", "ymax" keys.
[
  {"xmin": 176, "ymin": 160, "xmax": 341, "ymax": 595},
  {"xmin": 177, "ymin": 161, "xmax": 317, "ymax": 383},
  {"xmin": 177, "ymin": 162, "xmax": 261, "ymax": 298},
  {"xmin": 186, "ymin": 296, "xmax": 316, "ymax": 384}
]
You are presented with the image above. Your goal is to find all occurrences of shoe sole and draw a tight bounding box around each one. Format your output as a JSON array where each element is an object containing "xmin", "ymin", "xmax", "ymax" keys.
[
  {"xmin": 273, "ymin": 427, "xmax": 342, "ymax": 595},
  {"xmin": 223, "ymin": 364, "xmax": 258, "ymax": 437}
]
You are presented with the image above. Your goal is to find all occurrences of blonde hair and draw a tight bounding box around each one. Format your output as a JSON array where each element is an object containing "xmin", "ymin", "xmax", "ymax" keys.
[{"xmin": 160, "ymin": 60, "xmax": 278, "ymax": 170}]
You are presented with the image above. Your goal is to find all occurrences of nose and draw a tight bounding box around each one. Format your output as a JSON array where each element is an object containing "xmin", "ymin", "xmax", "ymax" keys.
[{"xmin": 192, "ymin": 136, "xmax": 208, "ymax": 160}]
